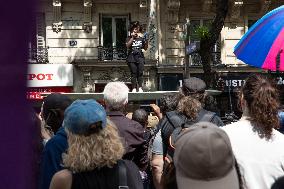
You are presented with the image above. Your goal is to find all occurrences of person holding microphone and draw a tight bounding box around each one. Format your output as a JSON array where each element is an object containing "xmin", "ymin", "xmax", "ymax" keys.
[{"xmin": 126, "ymin": 21, "xmax": 149, "ymax": 92}]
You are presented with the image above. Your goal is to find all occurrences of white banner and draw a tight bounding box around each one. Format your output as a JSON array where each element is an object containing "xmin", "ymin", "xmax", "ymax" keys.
[{"xmin": 27, "ymin": 64, "xmax": 73, "ymax": 87}]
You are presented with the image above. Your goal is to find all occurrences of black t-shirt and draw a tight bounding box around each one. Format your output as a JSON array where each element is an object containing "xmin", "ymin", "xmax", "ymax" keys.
[
  {"xmin": 71, "ymin": 160, "xmax": 143, "ymax": 189},
  {"xmin": 126, "ymin": 36, "xmax": 145, "ymax": 62}
]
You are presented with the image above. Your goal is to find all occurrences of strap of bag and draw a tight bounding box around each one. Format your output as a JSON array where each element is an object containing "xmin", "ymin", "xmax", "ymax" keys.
[
  {"xmin": 197, "ymin": 109, "xmax": 216, "ymax": 123},
  {"xmin": 117, "ymin": 160, "xmax": 129, "ymax": 189},
  {"xmin": 162, "ymin": 111, "xmax": 186, "ymax": 141},
  {"xmin": 165, "ymin": 111, "xmax": 185, "ymax": 129}
]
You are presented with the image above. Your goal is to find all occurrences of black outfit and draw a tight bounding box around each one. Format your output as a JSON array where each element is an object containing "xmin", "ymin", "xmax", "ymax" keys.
[
  {"xmin": 107, "ymin": 111, "xmax": 148, "ymax": 170},
  {"xmin": 126, "ymin": 36, "xmax": 146, "ymax": 89},
  {"xmin": 159, "ymin": 109, "xmax": 224, "ymax": 158},
  {"xmin": 71, "ymin": 160, "xmax": 143, "ymax": 189}
]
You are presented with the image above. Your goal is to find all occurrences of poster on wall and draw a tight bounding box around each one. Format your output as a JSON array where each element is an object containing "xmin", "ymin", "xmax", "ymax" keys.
[
  {"xmin": 27, "ymin": 64, "xmax": 73, "ymax": 100},
  {"xmin": 27, "ymin": 64, "xmax": 73, "ymax": 87}
]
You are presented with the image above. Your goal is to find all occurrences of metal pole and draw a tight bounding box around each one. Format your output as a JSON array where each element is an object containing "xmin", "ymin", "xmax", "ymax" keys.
[{"xmin": 184, "ymin": 19, "xmax": 190, "ymax": 79}]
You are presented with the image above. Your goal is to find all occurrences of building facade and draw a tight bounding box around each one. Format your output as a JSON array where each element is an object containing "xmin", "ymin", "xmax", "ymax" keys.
[{"xmin": 28, "ymin": 0, "xmax": 284, "ymax": 94}]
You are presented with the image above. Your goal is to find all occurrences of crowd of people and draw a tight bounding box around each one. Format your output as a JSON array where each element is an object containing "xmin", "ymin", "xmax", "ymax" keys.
[{"xmin": 33, "ymin": 73, "xmax": 284, "ymax": 189}]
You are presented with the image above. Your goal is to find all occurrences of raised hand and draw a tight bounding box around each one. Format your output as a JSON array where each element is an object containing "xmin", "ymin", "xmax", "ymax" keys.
[{"xmin": 131, "ymin": 32, "xmax": 138, "ymax": 38}]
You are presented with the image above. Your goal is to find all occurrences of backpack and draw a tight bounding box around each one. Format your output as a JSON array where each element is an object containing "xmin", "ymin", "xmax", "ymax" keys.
[
  {"xmin": 117, "ymin": 160, "xmax": 129, "ymax": 189},
  {"xmin": 161, "ymin": 109, "xmax": 217, "ymax": 162}
]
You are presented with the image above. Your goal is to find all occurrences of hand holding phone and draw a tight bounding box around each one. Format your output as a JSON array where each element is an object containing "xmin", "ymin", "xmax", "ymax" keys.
[
  {"xmin": 150, "ymin": 104, "xmax": 162, "ymax": 120},
  {"xmin": 140, "ymin": 104, "xmax": 153, "ymax": 114}
]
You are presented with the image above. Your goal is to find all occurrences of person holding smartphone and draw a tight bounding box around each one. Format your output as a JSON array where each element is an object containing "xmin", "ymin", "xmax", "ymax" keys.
[{"xmin": 126, "ymin": 21, "xmax": 149, "ymax": 92}]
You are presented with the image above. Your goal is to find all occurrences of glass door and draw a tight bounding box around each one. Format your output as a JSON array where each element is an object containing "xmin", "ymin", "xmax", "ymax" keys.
[{"xmin": 101, "ymin": 15, "xmax": 128, "ymax": 60}]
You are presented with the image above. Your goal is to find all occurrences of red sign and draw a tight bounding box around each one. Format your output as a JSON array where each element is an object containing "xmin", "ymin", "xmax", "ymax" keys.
[
  {"xmin": 27, "ymin": 87, "xmax": 73, "ymax": 100},
  {"xmin": 27, "ymin": 73, "xmax": 54, "ymax": 81}
]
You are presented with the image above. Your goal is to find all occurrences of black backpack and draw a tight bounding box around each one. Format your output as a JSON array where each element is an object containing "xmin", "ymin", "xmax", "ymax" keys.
[{"xmin": 160, "ymin": 109, "xmax": 217, "ymax": 162}]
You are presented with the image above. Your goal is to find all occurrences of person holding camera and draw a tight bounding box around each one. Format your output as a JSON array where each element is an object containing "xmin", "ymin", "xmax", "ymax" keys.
[
  {"xmin": 39, "ymin": 93, "xmax": 73, "ymax": 189},
  {"xmin": 126, "ymin": 21, "xmax": 149, "ymax": 92}
]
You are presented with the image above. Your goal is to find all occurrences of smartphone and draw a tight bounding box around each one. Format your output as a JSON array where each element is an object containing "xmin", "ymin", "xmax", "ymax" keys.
[{"xmin": 140, "ymin": 104, "xmax": 153, "ymax": 114}]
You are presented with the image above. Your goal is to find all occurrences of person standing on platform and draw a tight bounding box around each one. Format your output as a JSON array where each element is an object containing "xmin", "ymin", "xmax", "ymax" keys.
[{"xmin": 126, "ymin": 21, "xmax": 149, "ymax": 92}]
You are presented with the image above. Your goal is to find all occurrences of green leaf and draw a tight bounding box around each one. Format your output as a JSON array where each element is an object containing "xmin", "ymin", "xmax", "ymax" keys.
[{"xmin": 194, "ymin": 26, "xmax": 210, "ymax": 40}]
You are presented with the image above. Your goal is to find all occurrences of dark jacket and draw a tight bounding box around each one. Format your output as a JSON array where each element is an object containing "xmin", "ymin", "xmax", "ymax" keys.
[
  {"xmin": 160, "ymin": 109, "xmax": 224, "ymax": 148},
  {"xmin": 107, "ymin": 111, "xmax": 148, "ymax": 170},
  {"xmin": 39, "ymin": 127, "xmax": 68, "ymax": 189},
  {"xmin": 71, "ymin": 160, "xmax": 143, "ymax": 189}
]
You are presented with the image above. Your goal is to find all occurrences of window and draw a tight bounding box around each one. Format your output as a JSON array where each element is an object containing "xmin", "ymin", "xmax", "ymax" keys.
[
  {"xmin": 28, "ymin": 13, "xmax": 48, "ymax": 63},
  {"xmin": 188, "ymin": 19, "xmax": 221, "ymax": 66},
  {"xmin": 99, "ymin": 15, "xmax": 129, "ymax": 60},
  {"xmin": 189, "ymin": 19, "xmax": 212, "ymax": 42},
  {"xmin": 248, "ymin": 19, "xmax": 257, "ymax": 29}
]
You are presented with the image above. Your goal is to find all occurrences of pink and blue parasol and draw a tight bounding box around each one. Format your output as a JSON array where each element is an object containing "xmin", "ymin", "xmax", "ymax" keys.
[{"xmin": 234, "ymin": 5, "xmax": 284, "ymax": 71}]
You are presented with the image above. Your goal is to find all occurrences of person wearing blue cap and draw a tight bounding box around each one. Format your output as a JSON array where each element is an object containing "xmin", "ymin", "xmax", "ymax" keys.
[{"xmin": 49, "ymin": 99, "xmax": 143, "ymax": 189}]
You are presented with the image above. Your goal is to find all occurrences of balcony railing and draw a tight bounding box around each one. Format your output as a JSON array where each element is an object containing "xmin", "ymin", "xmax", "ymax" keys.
[
  {"xmin": 98, "ymin": 46, "xmax": 127, "ymax": 61},
  {"xmin": 190, "ymin": 51, "xmax": 222, "ymax": 66},
  {"xmin": 28, "ymin": 47, "xmax": 49, "ymax": 63}
]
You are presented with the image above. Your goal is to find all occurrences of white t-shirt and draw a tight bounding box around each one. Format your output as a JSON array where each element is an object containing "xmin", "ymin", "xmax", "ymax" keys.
[{"xmin": 222, "ymin": 117, "xmax": 284, "ymax": 189}]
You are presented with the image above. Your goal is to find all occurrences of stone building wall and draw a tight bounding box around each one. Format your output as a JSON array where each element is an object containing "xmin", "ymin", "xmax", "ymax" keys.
[{"xmin": 33, "ymin": 0, "xmax": 284, "ymax": 92}]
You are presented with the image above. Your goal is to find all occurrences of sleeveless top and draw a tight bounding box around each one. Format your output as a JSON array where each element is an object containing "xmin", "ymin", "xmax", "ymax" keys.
[{"xmin": 71, "ymin": 160, "xmax": 143, "ymax": 189}]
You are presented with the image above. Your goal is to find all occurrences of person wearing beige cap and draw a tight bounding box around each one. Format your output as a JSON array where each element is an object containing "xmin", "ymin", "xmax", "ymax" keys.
[{"xmin": 173, "ymin": 122, "xmax": 242, "ymax": 189}]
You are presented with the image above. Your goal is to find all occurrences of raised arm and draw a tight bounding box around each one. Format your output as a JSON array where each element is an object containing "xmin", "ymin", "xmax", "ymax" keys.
[
  {"xmin": 126, "ymin": 31, "xmax": 138, "ymax": 49},
  {"xmin": 126, "ymin": 36, "xmax": 134, "ymax": 49}
]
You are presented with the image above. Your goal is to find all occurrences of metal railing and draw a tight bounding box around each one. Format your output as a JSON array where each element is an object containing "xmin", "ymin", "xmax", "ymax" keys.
[
  {"xmin": 190, "ymin": 51, "xmax": 222, "ymax": 66},
  {"xmin": 98, "ymin": 46, "xmax": 127, "ymax": 61},
  {"xmin": 28, "ymin": 47, "xmax": 49, "ymax": 63}
]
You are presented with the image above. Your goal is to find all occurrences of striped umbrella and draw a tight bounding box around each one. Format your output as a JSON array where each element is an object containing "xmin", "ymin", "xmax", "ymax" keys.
[{"xmin": 234, "ymin": 5, "xmax": 284, "ymax": 71}]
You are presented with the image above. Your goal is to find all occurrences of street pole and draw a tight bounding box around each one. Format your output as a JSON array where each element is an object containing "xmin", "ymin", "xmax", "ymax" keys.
[{"xmin": 184, "ymin": 18, "xmax": 190, "ymax": 79}]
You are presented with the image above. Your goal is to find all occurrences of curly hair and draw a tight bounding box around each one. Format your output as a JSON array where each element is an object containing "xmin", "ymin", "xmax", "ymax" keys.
[
  {"xmin": 241, "ymin": 74, "xmax": 280, "ymax": 139},
  {"xmin": 177, "ymin": 96, "xmax": 202, "ymax": 121},
  {"xmin": 129, "ymin": 21, "xmax": 142, "ymax": 32},
  {"xmin": 63, "ymin": 120, "xmax": 125, "ymax": 172},
  {"xmin": 179, "ymin": 87, "xmax": 206, "ymax": 107},
  {"xmin": 160, "ymin": 93, "xmax": 183, "ymax": 114}
]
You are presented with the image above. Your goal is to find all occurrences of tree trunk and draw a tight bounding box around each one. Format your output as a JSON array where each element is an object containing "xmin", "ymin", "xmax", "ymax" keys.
[
  {"xmin": 199, "ymin": 0, "xmax": 229, "ymax": 88},
  {"xmin": 199, "ymin": 39, "xmax": 212, "ymax": 87}
]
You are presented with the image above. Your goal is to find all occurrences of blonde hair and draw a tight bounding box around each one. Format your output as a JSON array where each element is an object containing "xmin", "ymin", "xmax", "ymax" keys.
[{"xmin": 63, "ymin": 120, "xmax": 125, "ymax": 172}]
